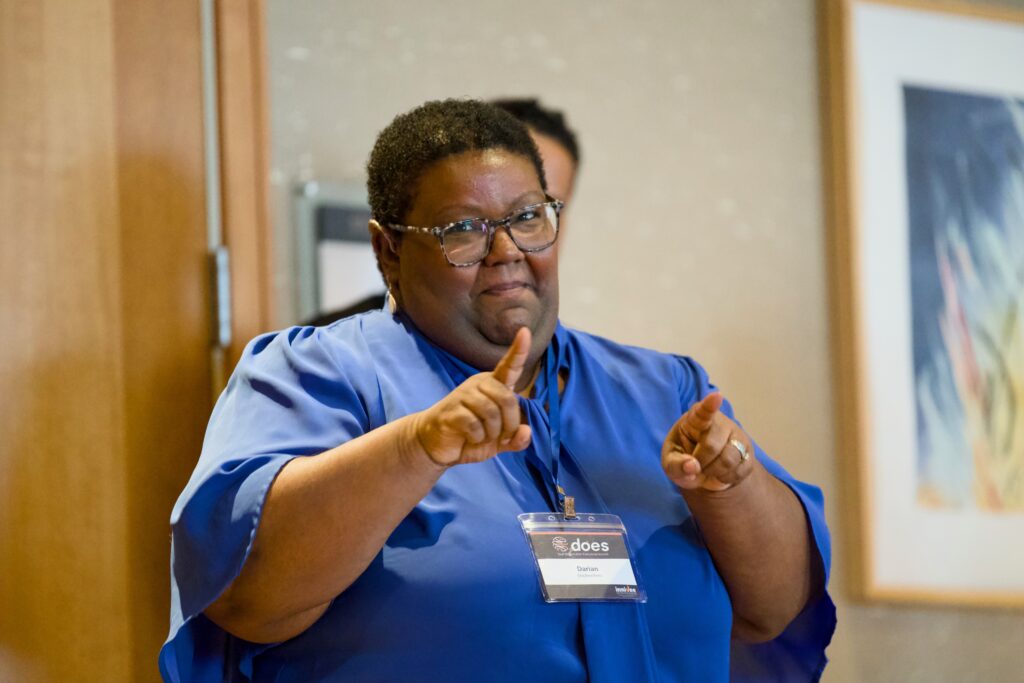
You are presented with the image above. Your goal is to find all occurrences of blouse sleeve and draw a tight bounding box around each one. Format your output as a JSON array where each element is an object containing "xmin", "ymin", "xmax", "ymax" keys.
[
  {"xmin": 674, "ymin": 356, "xmax": 838, "ymax": 682},
  {"xmin": 159, "ymin": 325, "xmax": 379, "ymax": 682}
]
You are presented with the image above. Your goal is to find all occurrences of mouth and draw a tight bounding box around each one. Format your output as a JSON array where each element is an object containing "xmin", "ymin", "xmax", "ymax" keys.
[{"xmin": 481, "ymin": 280, "xmax": 532, "ymax": 296}]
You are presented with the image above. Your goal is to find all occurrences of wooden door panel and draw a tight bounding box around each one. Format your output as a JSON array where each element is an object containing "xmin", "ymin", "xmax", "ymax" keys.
[
  {"xmin": 1, "ymin": 0, "xmax": 133, "ymax": 680},
  {"xmin": 112, "ymin": 2, "xmax": 212, "ymax": 679},
  {"xmin": 1, "ymin": 0, "xmax": 221, "ymax": 680}
]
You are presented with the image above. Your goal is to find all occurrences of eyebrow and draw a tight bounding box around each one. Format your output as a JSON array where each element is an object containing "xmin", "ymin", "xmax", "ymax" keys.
[{"xmin": 432, "ymin": 191, "xmax": 547, "ymax": 222}]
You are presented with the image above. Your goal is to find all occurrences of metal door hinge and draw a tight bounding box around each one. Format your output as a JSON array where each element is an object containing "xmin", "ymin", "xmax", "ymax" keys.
[{"xmin": 209, "ymin": 246, "xmax": 232, "ymax": 350}]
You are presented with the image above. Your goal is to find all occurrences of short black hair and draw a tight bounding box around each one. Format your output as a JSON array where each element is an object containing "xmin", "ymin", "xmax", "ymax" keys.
[
  {"xmin": 366, "ymin": 99, "xmax": 546, "ymax": 226},
  {"xmin": 491, "ymin": 98, "xmax": 580, "ymax": 165}
]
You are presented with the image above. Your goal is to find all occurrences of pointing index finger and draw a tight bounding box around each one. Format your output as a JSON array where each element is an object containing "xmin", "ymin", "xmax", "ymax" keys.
[
  {"xmin": 678, "ymin": 392, "xmax": 723, "ymax": 442},
  {"xmin": 491, "ymin": 326, "xmax": 532, "ymax": 390}
]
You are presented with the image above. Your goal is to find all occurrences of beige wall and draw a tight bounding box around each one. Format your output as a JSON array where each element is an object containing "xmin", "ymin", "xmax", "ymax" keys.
[{"xmin": 264, "ymin": 1, "xmax": 1024, "ymax": 680}]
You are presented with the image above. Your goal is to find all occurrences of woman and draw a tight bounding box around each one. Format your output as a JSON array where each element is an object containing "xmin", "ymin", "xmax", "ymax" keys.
[{"xmin": 161, "ymin": 100, "xmax": 835, "ymax": 682}]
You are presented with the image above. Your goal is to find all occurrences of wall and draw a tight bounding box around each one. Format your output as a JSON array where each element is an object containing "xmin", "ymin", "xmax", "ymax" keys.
[{"xmin": 264, "ymin": 1, "xmax": 1024, "ymax": 680}]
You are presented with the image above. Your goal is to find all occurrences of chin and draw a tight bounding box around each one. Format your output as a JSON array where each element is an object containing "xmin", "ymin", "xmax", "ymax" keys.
[
  {"xmin": 482, "ymin": 325, "xmax": 525, "ymax": 349},
  {"xmin": 490, "ymin": 307, "xmax": 558, "ymax": 350},
  {"xmin": 482, "ymin": 308, "xmax": 537, "ymax": 345}
]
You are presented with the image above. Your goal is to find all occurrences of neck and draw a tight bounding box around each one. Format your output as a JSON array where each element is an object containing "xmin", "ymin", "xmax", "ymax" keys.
[
  {"xmin": 516, "ymin": 360, "xmax": 543, "ymax": 397},
  {"xmin": 516, "ymin": 352, "xmax": 567, "ymax": 398}
]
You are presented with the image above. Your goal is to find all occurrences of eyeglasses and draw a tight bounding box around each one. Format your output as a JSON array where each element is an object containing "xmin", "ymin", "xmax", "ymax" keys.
[{"xmin": 386, "ymin": 197, "xmax": 563, "ymax": 267}]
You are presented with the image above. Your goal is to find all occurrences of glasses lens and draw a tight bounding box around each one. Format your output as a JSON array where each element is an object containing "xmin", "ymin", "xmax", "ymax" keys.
[
  {"xmin": 509, "ymin": 203, "xmax": 558, "ymax": 250},
  {"xmin": 441, "ymin": 220, "xmax": 489, "ymax": 265}
]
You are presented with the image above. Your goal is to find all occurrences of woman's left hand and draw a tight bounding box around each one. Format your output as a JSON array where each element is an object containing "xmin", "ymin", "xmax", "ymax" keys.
[{"xmin": 661, "ymin": 393, "xmax": 755, "ymax": 492}]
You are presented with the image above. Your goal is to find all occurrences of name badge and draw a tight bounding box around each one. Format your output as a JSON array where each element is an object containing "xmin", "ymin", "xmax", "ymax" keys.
[{"xmin": 519, "ymin": 512, "xmax": 647, "ymax": 602}]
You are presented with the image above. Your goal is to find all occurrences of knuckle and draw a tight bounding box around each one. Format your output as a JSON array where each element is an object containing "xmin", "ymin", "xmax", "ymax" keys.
[
  {"xmin": 484, "ymin": 374, "xmax": 505, "ymax": 389},
  {"xmin": 483, "ymin": 401, "xmax": 502, "ymax": 420},
  {"xmin": 454, "ymin": 412, "xmax": 478, "ymax": 432},
  {"xmin": 703, "ymin": 430, "xmax": 728, "ymax": 454},
  {"xmin": 711, "ymin": 459, "xmax": 735, "ymax": 480},
  {"xmin": 502, "ymin": 404, "xmax": 521, "ymax": 423},
  {"xmin": 486, "ymin": 376, "xmax": 517, "ymax": 399}
]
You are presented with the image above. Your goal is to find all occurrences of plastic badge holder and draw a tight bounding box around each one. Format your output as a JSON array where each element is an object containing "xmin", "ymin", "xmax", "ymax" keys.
[{"xmin": 519, "ymin": 512, "xmax": 647, "ymax": 603}]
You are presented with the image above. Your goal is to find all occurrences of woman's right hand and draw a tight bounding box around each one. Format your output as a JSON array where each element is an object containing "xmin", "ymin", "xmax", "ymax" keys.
[{"xmin": 411, "ymin": 327, "xmax": 534, "ymax": 467}]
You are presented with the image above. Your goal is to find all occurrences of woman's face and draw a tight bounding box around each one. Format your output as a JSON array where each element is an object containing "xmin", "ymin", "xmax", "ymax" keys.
[{"xmin": 386, "ymin": 149, "xmax": 559, "ymax": 372}]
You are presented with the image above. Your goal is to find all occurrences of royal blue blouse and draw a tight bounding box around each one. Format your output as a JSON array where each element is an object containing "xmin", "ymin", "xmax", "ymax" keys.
[{"xmin": 160, "ymin": 311, "xmax": 835, "ymax": 682}]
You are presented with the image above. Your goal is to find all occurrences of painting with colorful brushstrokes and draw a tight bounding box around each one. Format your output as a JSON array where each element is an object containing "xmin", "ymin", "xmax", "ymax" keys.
[{"xmin": 905, "ymin": 86, "xmax": 1024, "ymax": 513}]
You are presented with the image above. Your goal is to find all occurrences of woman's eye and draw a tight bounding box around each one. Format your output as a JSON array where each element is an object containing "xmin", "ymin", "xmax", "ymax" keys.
[
  {"xmin": 514, "ymin": 210, "xmax": 540, "ymax": 223},
  {"xmin": 448, "ymin": 220, "xmax": 479, "ymax": 234}
]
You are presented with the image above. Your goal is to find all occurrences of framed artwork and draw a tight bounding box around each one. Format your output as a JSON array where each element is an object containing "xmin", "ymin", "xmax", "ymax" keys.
[{"xmin": 822, "ymin": 0, "xmax": 1024, "ymax": 605}]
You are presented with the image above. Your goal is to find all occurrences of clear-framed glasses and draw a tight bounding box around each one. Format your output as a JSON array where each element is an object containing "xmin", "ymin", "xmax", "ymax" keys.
[{"xmin": 386, "ymin": 196, "xmax": 563, "ymax": 267}]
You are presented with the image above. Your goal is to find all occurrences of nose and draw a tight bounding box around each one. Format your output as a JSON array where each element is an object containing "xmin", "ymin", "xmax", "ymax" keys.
[{"xmin": 483, "ymin": 225, "xmax": 524, "ymax": 266}]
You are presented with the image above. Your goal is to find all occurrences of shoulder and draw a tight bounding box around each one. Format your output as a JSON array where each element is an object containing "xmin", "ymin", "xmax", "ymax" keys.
[
  {"xmin": 562, "ymin": 325, "xmax": 667, "ymax": 363},
  {"xmin": 218, "ymin": 312, "xmax": 419, "ymax": 431},
  {"xmin": 235, "ymin": 311, "xmax": 409, "ymax": 386},
  {"xmin": 249, "ymin": 310, "xmax": 398, "ymax": 355},
  {"xmin": 560, "ymin": 325, "xmax": 716, "ymax": 405}
]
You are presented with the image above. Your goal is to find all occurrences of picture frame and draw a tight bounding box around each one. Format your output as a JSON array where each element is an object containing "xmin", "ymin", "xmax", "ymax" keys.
[{"xmin": 821, "ymin": 0, "xmax": 1024, "ymax": 606}]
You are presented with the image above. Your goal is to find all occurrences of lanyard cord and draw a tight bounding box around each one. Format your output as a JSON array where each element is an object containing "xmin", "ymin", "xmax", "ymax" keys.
[{"xmin": 544, "ymin": 344, "xmax": 570, "ymax": 515}]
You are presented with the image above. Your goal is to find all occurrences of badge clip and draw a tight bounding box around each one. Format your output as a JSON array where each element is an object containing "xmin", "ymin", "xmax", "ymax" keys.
[{"xmin": 563, "ymin": 495, "xmax": 576, "ymax": 520}]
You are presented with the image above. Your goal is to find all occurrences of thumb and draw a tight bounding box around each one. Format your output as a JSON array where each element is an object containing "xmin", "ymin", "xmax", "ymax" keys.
[{"xmin": 491, "ymin": 327, "xmax": 532, "ymax": 389}]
